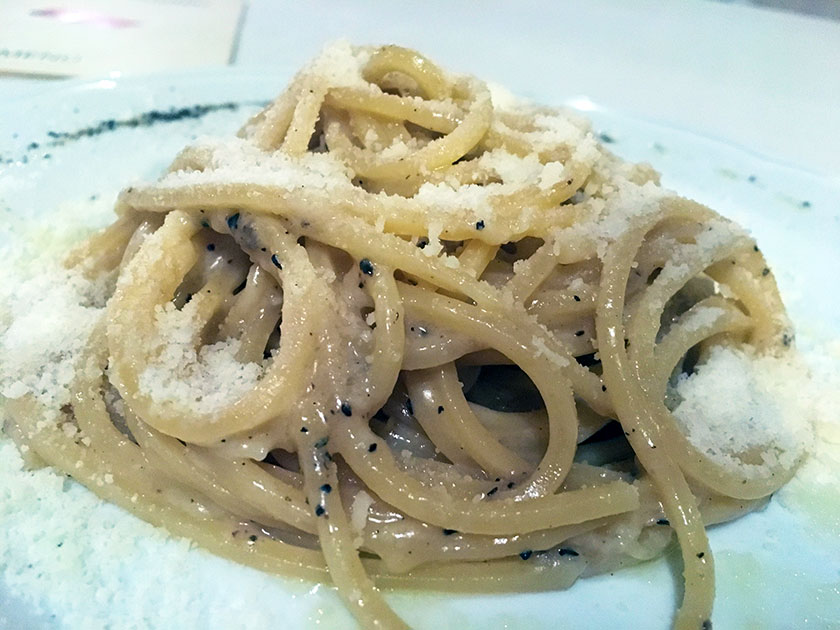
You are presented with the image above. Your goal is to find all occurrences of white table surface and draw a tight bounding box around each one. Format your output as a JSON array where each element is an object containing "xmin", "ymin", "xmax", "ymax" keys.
[{"xmin": 1, "ymin": 0, "xmax": 839, "ymax": 178}]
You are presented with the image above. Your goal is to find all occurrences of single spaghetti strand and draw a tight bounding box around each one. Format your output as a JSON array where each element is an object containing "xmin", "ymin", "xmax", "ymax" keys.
[{"xmin": 595, "ymin": 212, "xmax": 714, "ymax": 630}]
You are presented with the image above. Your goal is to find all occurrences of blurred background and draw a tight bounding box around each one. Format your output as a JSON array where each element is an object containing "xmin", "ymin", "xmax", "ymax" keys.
[{"xmin": 1, "ymin": 0, "xmax": 839, "ymax": 174}]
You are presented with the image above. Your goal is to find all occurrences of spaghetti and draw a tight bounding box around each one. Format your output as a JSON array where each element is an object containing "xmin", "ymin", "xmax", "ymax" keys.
[{"xmin": 2, "ymin": 42, "xmax": 805, "ymax": 629}]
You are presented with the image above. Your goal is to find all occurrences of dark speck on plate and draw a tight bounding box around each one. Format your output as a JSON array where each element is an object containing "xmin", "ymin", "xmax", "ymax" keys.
[{"xmin": 16, "ymin": 100, "xmax": 269, "ymax": 163}]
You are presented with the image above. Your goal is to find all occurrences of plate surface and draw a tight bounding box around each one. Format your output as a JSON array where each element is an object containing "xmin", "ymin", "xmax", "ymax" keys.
[{"xmin": 1, "ymin": 70, "xmax": 838, "ymax": 630}]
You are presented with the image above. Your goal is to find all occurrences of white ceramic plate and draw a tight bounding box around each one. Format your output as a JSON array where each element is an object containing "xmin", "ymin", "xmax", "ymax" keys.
[{"xmin": 1, "ymin": 70, "xmax": 838, "ymax": 630}]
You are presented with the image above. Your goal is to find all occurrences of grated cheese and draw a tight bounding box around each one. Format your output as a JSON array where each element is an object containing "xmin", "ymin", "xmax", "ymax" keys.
[
  {"xmin": 349, "ymin": 490, "xmax": 375, "ymax": 535},
  {"xmin": 306, "ymin": 39, "xmax": 371, "ymax": 89},
  {"xmin": 0, "ymin": 267, "xmax": 108, "ymax": 415},
  {"xmin": 137, "ymin": 302, "xmax": 263, "ymax": 416},
  {"xmin": 0, "ymin": 440, "xmax": 316, "ymax": 629},
  {"xmin": 671, "ymin": 345, "xmax": 813, "ymax": 478},
  {"xmin": 680, "ymin": 306, "xmax": 726, "ymax": 333}
]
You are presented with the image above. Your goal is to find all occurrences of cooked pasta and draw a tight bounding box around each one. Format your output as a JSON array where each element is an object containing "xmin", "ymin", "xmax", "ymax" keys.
[{"xmin": 2, "ymin": 42, "xmax": 806, "ymax": 630}]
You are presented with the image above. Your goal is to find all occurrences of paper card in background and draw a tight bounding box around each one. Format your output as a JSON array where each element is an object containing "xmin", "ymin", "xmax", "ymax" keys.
[{"xmin": 0, "ymin": 0, "xmax": 244, "ymax": 78}]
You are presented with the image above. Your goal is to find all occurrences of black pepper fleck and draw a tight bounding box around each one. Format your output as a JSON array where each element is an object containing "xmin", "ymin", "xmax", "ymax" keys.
[
  {"xmin": 315, "ymin": 504, "xmax": 326, "ymax": 517},
  {"xmin": 487, "ymin": 486, "xmax": 498, "ymax": 496},
  {"xmin": 340, "ymin": 401, "xmax": 353, "ymax": 416},
  {"xmin": 442, "ymin": 528, "xmax": 457, "ymax": 536},
  {"xmin": 368, "ymin": 443, "xmax": 378, "ymax": 453},
  {"xmin": 248, "ymin": 534, "xmax": 257, "ymax": 542},
  {"xmin": 226, "ymin": 213, "xmax": 240, "ymax": 230},
  {"xmin": 475, "ymin": 220, "xmax": 485, "ymax": 230},
  {"xmin": 359, "ymin": 258, "xmax": 374, "ymax": 275},
  {"xmin": 206, "ymin": 243, "xmax": 215, "ymax": 251},
  {"xmin": 320, "ymin": 483, "xmax": 332, "ymax": 494},
  {"xmin": 656, "ymin": 518, "xmax": 670, "ymax": 526},
  {"xmin": 271, "ymin": 254, "xmax": 283, "ymax": 269},
  {"xmin": 437, "ymin": 405, "xmax": 444, "ymax": 414},
  {"xmin": 558, "ymin": 548, "xmax": 579, "ymax": 557},
  {"xmin": 500, "ymin": 242, "xmax": 517, "ymax": 255},
  {"xmin": 519, "ymin": 550, "xmax": 533, "ymax": 560}
]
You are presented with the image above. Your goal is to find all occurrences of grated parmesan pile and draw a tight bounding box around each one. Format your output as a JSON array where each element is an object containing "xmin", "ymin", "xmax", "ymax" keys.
[
  {"xmin": 136, "ymin": 302, "xmax": 264, "ymax": 416},
  {"xmin": 670, "ymin": 345, "xmax": 812, "ymax": 477},
  {"xmin": 0, "ymin": 268, "xmax": 107, "ymax": 414},
  {"xmin": 161, "ymin": 136, "xmax": 355, "ymax": 194}
]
